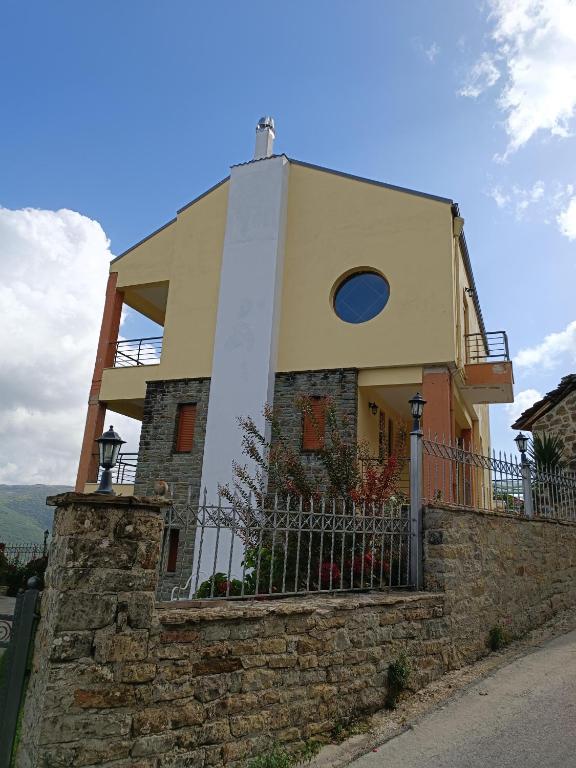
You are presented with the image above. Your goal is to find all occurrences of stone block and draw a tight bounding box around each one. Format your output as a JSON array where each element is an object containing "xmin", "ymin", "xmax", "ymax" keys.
[
  {"xmin": 73, "ymin": 685, "xmax": 136, "ymax": 709},
  {"xmin": 116, "ymin": 662, "xmax": 157, "ymax": 683},
  {"xmin": 40, "ymin": 711, "xmax": 131, "ymax": 743},
  {"xmin": 118, "ymin": 591, "xmax": 156, "ymax": 629},
  {"xmin": 133, "ymin": 707, "xmax": 172, "ymax": 736},
  {"xmin": 193, "ymin": 658, "xmax": 242, "ymax": 675},
  {"xmin": 171, "ymin": 700, "xmax": 206, "ymax": 728},
  {"xmin": 56, "ymin": 593, "xmax": 117, "ymax": 631},
  {"xmin": 132, "ymin": 733, "xmax": 177, "ymax": 757},
  {"xmin": 94, "ymin": 628, "xmax": 149, "ymax": 663},
  {"xmin": 74, "ymin": 739, "xmax": 132, "ymax": 766},
  {"xmin": 50, "ymin": 631, "xmax": 93, "ymax": 661}
]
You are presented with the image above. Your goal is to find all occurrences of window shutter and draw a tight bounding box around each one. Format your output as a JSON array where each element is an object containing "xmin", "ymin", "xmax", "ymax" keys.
[
  {"xmin": 166, "ymin": 529, "xmax": 179, "ymax": 573},
  {"xmin": 302, "ymin": 397, "xmax": 326, "ymax": 451},
  {"xmin": 176, "ymin": 404, "xmax": 196, "ymax": 452}
]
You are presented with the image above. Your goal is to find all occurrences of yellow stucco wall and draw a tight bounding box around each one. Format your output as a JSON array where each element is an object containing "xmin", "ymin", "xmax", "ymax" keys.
[
  {"xmin": 103, "ymin": 164, "xmax": 494, "ymax": 448},
  {"xmin": 101, "ymin": 181, "xmax": 229, "ymax": 404},
  {"xmin": 277, "ymin": 163, "xmax": 457, "ymax": 371}
]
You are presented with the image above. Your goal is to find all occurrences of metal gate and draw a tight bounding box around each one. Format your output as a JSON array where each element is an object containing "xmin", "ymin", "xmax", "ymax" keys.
[{"xmin": 0, "ymin": 578, "xmax": 41, "ymax": 768}]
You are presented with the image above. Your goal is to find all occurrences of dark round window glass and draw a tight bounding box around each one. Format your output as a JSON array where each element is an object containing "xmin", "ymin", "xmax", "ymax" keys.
[{"xmin": 334, "ymin": 271, "xmax": 390, "ymax": 324}]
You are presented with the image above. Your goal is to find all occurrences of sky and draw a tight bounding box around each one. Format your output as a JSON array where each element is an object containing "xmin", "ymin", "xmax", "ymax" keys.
[{"xmin": 1, "ymin": 0, "xmax": 575, "ymax": 484}]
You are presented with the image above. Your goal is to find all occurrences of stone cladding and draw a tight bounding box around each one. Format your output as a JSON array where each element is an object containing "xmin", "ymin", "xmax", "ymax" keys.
[
  {"xmin": 531, "ymin": 390, "xmax": 576, "ymax": 473},
  {"xmin": 17, "ymin": 494, "xmax": 576, "ymax": 767},
  {"xmin": 134, "ymin": 378, "xmax": 210, "ymax": 599}
]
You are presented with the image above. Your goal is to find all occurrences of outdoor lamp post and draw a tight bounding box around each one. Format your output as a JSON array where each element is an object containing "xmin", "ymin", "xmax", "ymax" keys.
[
  {"xmin": 409, "ymin": 392, "xmax": 426, "ymax": 433},
  {"xmin": 514, "ymin": 432, "xmax": 533, "ymax": 518},
  {"xmin": 408, "ymin": 392, "xmax": 426, "ymax": 591},
  {"xmin": 95, "ymin": 425, "xmax": 125, "ymax": 495},
  {"xmin": 514, "ymin": 432, "xmax": 529, "ymax": 462}
]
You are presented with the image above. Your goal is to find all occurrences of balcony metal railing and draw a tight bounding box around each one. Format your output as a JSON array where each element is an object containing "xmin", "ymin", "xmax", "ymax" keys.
[
  {"xmin": 465, "ymin": 331, "xmax": 509, "ymax": 363},
  {"xmin": 112, "ymin": 337, "xmax": 162, "ymax": 367},
  {"xmin": 97, "ymin": 453, "xmax": 138, "ymax": 485}
]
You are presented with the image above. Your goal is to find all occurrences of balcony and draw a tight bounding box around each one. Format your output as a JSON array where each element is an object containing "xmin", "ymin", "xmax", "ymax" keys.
[
  {"xmin": 85, "ymin": 453, "xmax": 138, "ymax": 495},
  {"xmin": 462, "ymin": 331, "xmax": 514, "ymax": 404},
  {"xmin": 113, "ymin": 337, "xmax": 163, "ymax": 368},
  {"xmin": 100, "ymin": 452, "xmax": 138, "ymax": 484}
]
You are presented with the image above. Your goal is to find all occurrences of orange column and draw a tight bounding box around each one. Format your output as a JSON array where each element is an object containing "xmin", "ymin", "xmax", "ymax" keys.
[
  {"xmin": 75, "ymin": 273, "xmax": 123, "ymax": 491},
  {"xmin": 421, "ymin": 367, "xmax": 454, "ymax": 504}
]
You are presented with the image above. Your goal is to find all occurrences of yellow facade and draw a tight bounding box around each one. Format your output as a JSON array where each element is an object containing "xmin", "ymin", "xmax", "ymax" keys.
[
  {"xmin": 279, "ymin": 163, "xmax": 456, "ymax": 371},
  {"xmin": 95, "ymin": 158, "xmax": 510, "ymax": 455}
]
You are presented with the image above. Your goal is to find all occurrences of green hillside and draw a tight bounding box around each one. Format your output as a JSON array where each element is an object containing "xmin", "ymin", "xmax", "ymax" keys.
[{"xmin": 0, "ymin": 485, "xmax": 71, "ymax": 544}]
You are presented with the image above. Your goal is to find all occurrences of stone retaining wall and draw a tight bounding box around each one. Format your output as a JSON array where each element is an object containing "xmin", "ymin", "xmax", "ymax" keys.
[
  {"xmin": 424, "ymin": 505, "xmax": 576, "ymax": 662},
  {"xmin": 17, "ymin": 495, "xmax": 576, "ymax": 768}
]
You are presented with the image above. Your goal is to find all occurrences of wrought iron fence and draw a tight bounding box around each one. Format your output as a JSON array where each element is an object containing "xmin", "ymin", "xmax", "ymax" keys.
[
  {"xmin": 465, "ymin": 331, "xmax": 509, "ymax": 363},
  {"xmin": 422, "ymin": 435, "xmax": 576, "ymax": 520},
  {"xmin": 168, "ymin": 495, "xmax": 413, "ymax": 601},
  {"xmin": 97, "ymin": 452, "xmax": 138, "ymax": 484},
  {"xmin": 112, "ymin": 336, "xmax": 162, "ymax": 367},
  {"xmin": 0, "ymin": 537, "xmax": 49, "ymax": 565},
  {"xmin": 530, "ymin": 463, "xmax": 576, "ymax": 520}
]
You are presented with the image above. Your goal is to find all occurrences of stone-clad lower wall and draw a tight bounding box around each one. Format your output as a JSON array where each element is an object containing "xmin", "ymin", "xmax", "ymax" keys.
[
  {"xmin": 135, "ymin": 378, "xmax": 211, "ymax": 599},
  {"xmin": 18, "ymin": 495, "xmax": 576, "ymax": 768},
  {"xmin": 272, "ymin": 369, "xmax": 358, "ymax": 486},
  {"xmin": 424, "ymin": 505, "xmax": 576, "ymax": 663},
  {"xmin": 532, "ymin": 390, "xmax": 576, "ymax": 473},
  {"xmin": 135, "ymin": 370, "xmax": 357, "ymax": 599}
]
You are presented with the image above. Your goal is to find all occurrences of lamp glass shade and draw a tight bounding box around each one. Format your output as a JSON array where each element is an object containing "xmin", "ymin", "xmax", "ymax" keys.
[
  {"xmin": 514, "ymin": 432, "xmax": 529, "ymax": 454},
  {"xmin": 97, "ymin": 426, "xmax": 125, "ymax": 468},
  {"xmin": 409, "ymin": 393, "xmax": 426, "ymax": 420}
]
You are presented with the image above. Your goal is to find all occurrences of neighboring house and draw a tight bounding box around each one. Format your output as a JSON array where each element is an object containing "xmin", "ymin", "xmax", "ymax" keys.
[
  {"xmin": 512, "ymin": 374, "xmax": 576, "ymax": 472},
  {"xmin": 75, "ymin": 118, "xmax": 514, "ymax": 591}
]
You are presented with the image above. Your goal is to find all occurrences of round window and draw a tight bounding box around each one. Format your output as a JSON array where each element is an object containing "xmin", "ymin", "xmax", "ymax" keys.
[{"xmin": 333, "ymin": 271, "xmax": 390, "ymax": 324}]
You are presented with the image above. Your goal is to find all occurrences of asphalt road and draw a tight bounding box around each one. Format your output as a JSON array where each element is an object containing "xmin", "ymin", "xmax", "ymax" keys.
[{"xmin": 350, "ymin": 629, "xmax": 576, "ymax": 768}]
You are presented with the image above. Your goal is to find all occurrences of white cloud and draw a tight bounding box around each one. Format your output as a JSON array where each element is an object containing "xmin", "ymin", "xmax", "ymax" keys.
[
  {"xmin": 487, "ymin": 180, "xmax": 576, "ymax": 240},
  {"xmin": 487, "ymin": 180, "xmax": 545, "ymax": 217},
  {"xmin": 425, "ymin": 42, "xmax": 440, "ymax": 63},
  {"xmin": 515, "ymin": 320, "xmax": 576, "ymax": 369},
  {"xmin": 459, "ymin": 53, "xmax": 501, "ymax": 98},
  {"xmin": 0, "ymin": 207, "xmax": 140, "ymax": 484},
  {"xmin": 505, "ymin": 388, "xmax": 543, "ymax": 423},
  {"xmin": 489, "ymin": 186, "xmax": 511, "ymax": 208},
  {"xmin": 462, "ymin": 0, "xmax": 576, "ymax": 155},
  {"xmin": 557, "ymin": 195, "xmax": 576, "ymax": 239}
]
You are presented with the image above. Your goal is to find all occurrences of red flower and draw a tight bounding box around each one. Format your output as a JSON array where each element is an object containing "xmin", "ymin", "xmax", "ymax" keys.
[{"xmin": 320, "ymin": 561, "xmax": 341, "ymax": 589}]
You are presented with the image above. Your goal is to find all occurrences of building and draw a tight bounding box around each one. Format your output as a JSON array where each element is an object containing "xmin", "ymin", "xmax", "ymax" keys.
[
  {"xmin": 512, "ymin": 374, "xmax": 576, "ymax": 472},
  {"xmin": 76, "ymin": 118, "xmax": 514, "ymax": 593}
]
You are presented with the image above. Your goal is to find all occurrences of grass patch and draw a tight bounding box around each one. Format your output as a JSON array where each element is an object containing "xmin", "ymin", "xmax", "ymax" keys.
[
  {"xmin": 247, "ymin": 740, "xmax": 321, "ymax": 768},
  {"xmin": 488, "ymin": 625, "xmax": 510, "ymax": 651},
  {"xmin": 386, "ymin": 651, "xmax": 412, "ymax": 710}
]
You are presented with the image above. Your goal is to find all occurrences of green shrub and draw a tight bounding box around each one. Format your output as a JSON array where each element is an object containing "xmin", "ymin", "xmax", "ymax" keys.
[
  {"xmin": 488, "ymin": 625, "xmax": 510, "ymax": 651},
  {"xmin": 297, "ymin": 740, "xmax": 321, "ymax": 764},
  {"xmin": 194, "ymin": 572, "xmax": 243, "ymax": 598},
  {"xmin": 247, "ymin": 744, "xmax": 294, "ymax": 768},
  {"xmin": 2, "ymin": 556, "xmax": 47, "ymax": 597},
  {"xmin": 386, "ymin": 651, "xmax": 411, "ymax": 709},
  {"xmin": 247, "ymin": 740, "xmax": 322, "ymax": 768}
]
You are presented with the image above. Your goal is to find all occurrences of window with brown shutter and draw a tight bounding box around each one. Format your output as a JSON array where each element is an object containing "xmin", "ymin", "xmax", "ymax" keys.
[
  {"xmin": 166, "ymin": 528, "xmax": 179, "ymax": 573},
  {"xmin": 302, "ymin": 396, "xmax": 326, "ymax": 451},
  {"xmin": 175, "ymin": 404, "xmax": 196, "ymax": 453}
]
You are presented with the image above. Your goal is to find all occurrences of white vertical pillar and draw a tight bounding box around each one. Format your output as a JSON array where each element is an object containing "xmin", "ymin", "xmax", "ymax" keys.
[
  {"xmin": 190, "ymin": 155, "xmax": 289, "ymax": 594},
  {"xmin": 201, "ymin": 154, "xmax": 289, "ymax": 500}
]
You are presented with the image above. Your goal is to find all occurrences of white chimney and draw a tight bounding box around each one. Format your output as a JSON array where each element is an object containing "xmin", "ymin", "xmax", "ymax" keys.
[{"xmin": 254, "ymin": 116, "xmax": 275, "ymax": 159}]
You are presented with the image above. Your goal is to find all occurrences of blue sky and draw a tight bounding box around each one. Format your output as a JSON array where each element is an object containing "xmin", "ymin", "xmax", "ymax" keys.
[{"xmin": 1, "ymin": 0, "xmax": 575, "ymax": 482}]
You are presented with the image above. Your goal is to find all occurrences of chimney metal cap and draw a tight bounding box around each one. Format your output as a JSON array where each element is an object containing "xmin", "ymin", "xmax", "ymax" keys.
[{"xmin": 256, "ymin": 116, "xmax": 275, "ymax": 132}]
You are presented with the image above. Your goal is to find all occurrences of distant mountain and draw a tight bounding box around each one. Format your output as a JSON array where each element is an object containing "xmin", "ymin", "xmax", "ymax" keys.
[{"xmin": 0, "ymin": 485, "xmax": 72, "ymax": 544}]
